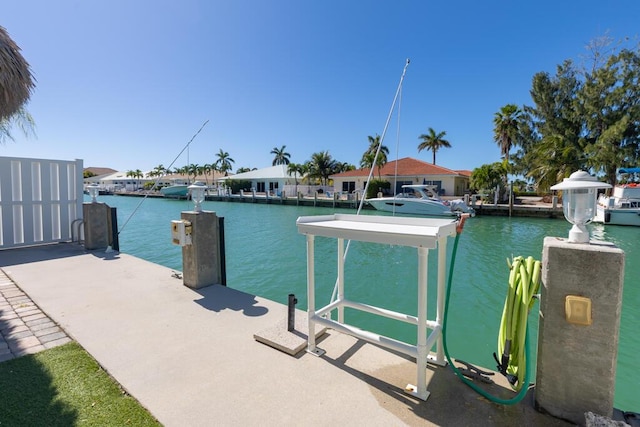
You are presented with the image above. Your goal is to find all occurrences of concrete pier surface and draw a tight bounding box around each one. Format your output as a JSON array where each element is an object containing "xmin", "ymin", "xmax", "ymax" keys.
[{"xmin": 0, "ymin": 243, "xmax": 579, "ymax": 426}]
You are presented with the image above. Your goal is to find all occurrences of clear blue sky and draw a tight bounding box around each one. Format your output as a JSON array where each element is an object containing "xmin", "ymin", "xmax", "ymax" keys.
[{"xmin": 2, "ymin": 1, "xmax": 639, "ymax": 173}]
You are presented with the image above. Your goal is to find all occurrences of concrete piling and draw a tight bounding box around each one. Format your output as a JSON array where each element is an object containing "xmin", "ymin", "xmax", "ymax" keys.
[{"xmin": 536, "ymin": 237, "xmax": 625, "ymax": 424}]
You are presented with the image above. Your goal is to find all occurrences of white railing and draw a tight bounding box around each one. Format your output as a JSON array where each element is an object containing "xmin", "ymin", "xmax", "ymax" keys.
[{"xmin": 0, "ymin": 156, "xmax": 83, "ymax": 249}]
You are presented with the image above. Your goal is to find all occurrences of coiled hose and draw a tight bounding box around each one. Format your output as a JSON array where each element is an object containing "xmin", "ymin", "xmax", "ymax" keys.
[{"xmin": 441, "ymin": 217, "xmax": 541, "ymax": 405}]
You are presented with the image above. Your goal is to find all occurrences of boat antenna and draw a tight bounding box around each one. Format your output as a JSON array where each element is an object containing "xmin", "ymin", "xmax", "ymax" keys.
[
  {"xmin": 356, "ymin": 58, "xmax": 409, "ymax": 215},
  {"xmin": 328, "ymin": 59, "xmax": 409, "ymax": 303},
  {"xmin": 118, "ymin": 120, "xmax": 210, "ymax": 236}
]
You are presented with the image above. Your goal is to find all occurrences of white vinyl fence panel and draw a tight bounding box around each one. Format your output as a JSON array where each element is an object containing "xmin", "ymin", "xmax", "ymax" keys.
[{"xmin": 0, "ymin": 156, "xmax": 83, "ymax": 249}]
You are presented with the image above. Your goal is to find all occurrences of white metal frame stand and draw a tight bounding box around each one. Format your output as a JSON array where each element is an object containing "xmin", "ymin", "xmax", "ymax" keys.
[{"xmin": 297, "ymin": 214, "xmax": 457, "ymax": 401}]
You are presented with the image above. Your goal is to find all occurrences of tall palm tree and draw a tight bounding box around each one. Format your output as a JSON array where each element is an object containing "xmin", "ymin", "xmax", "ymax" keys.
[
  {"xmin": 134, "ymin": 169, "xmax": 143, "ymax": 190},
  {"xmin": 418, "ymin": 128, "xmax": 451, "ymax": 165},
  {"xmin": 270, "ymin": 145, "xmax": 291, "ymax": 165},
  {"xmin": 493, "ymin": 104, "xmax": 522, "ymax": 162},
  {"xmin": 361, "ymin": 134, "xmax": 389, "ymax": 178},
  {"xmin": 215, "ymin": 149, "xmax": 235, "ymax": 176},
  {"xmin": 126, "ymin": 169, "xmax": 143, "ymax": 190},
  {"xmin": 202, "ymin": 163, "xmax": 214, "ymax": 187},
  {"xmin": 287, "ymin": 162, "xmax": 305, "ymax": 193}
]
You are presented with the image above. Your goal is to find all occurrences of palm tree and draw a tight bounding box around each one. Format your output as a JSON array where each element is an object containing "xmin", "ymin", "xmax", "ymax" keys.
[
  {"xmin": 308, "ymin": 151, "xmax": 337, "ymax": 186},
  {"xmin": 235, "ymin": 167, "xmax": 253, "ymax": 174},
  {"xmin": 0, "ymin": 107, "xmax": 36, "ymax": 144},
  {"xmin": 493, "ymin": 104, "xmax": 522, "ymax": 162},
  {"xmin": 361, "ymin": 135, "xmax": 389, "ymax": 179},
  {"xmin": 148, "ymin": 164, "xmax": 166, "ymax": 178},
  {"xmin": 202, "ymin": 163, "xmax": 214, "ymax": 187},
  {"xmin": 126, "ymin": 169, "xmax": 143, "ymax": 190},
  {"xmin": 215, "ymin": 149, "xmax": 235, "ymax": 176},
  {"xmin": 134, "ymin": 169, "xmax": 143, "ymax": 190},
  {"xmin": 287, "ymin": 162, "xmax": 305, "ymax": 194},
  {"xmin": 0, "ymin": 27, "xmax": 35, "ymax": 123},
  {"xmin": 418, "ymin": 128, "xmax": 451, "ymax": 165},
  {"xmin": 270, "ymin": 145, "xmax": 291, "ymax": 165}
]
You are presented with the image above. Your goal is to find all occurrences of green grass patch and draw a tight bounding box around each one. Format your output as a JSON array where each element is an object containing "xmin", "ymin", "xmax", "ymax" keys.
[{"xmin": 0, "ymin": 342, "xmax": 160, "ymax": 426}]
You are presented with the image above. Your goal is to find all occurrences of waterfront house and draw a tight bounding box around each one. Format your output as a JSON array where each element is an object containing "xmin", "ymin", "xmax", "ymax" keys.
[
  {"xmin": 217, "ymin": 164, "xmax": 297, "ymax": 196},
  {"xmin": 330, "ymin": 157, "xmax": 471, "ymax": 197}
]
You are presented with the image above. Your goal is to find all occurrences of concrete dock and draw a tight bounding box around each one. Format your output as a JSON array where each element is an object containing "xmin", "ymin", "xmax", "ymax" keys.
[{"xmin": 0, "ymin": 243, "xmax": 579, "ymax": 426}]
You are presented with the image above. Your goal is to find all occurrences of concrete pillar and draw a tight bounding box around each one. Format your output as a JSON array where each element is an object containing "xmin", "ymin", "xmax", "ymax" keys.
[
  {"xmin": 83, "ymin": 202, "xmax": 113, "ymax": 250},
  {"xmin": 181, "ymin": 210, "xmax": 222, "ymax": 289},
  {"xmin": 536, "ymin": 237, "xmax": 625, "ymax": 424}
]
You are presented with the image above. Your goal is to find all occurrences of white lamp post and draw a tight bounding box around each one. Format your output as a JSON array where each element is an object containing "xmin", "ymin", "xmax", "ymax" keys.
[
  {"xmin": 188, "ymin": 183, "xmax": 206, "ymax": 212},
  {"xmin": 550, "ymin": 170, "xmax": 611, "ymax": 243},
  {"xmin": 87, "ymin": 183, "xmax": 100, "ymax": 203}
]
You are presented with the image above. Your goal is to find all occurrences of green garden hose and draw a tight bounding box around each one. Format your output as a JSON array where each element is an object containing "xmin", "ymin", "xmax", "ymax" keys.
[{"xmin": 441, "ymin": 218, "xmax": 541, "ymax": 405}]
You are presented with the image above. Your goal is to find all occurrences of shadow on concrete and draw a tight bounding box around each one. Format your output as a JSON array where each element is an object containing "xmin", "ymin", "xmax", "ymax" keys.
[
  {"xmin": 320, "ymin": 339, "xmax": 574, "ymax": 426},
  {"xmin": 0, "ymin": 243, "xmax": 86, "ymax": 267},
  {"xmin": 194, "ymin": 284, "xmax": 269, "ymax": 317}
]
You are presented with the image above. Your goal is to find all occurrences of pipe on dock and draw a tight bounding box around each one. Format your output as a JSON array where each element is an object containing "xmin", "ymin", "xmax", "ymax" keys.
[{"xmin": 287, "ymin": 294, "xmax": 297, "ymax": 331}]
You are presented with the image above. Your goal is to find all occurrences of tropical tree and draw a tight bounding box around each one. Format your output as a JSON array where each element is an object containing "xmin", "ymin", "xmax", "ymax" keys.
[
  {"xmin": 579, "ymin": 47, "xmax": 640, "ymax": 187},
  {"xmin": 235, "ymin": 166, "xmax": 254, "ymax": 174},
  {"xmin": 307, "ymin": 151, "xmax": 337, "ymax": 185},
  {"xmin": 0, "ymin": 26, "xmax": 35, "ymax": 140},
  {"xmin": 517, "ymin": 61, "xmax": 586, "ymax": 191},
  {"xmin": 470, "ymin": 162, "xmax": 509, "ymax": 201},
  {"xmin": 418, "ymin": 128, "xmax": 451, "ymax": 165},
  {"xmin": 336, "ymin": 162, "xmax": 356, "ymax": 172},
  {"xmin": 201, "ymin": 163, "xmax": 215, "ymax": 187},
  {"xmin": 494, "ymin": 104, "xmax": 523, "ymax": 162},
  {"xmin": 126, "ymin": 169, "xmax": 143, "ymax": 190},
  {"xmin": 0, "ymin": 107, "xmax": 36, "ymax": 144},
  {"xmin": 147, "ymin": 164, "xmax": 167, "ymax": 178},
  {"xmin": 270, "ymin": 145, "xmax": 291, "ymax": 165},
  {"xmin": 360, "ymin": 134, "xmax": 389, "ymax": 178},
  {"xmin": 215, "ymin": 149, "xmax": 235, "ymax": 176},
  {"xmin": 287, "ymin": 162, "xmax": 305, "ymax": 194}
]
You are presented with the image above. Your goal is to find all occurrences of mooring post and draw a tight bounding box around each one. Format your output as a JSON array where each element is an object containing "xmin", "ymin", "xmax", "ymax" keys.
[{"xmin": 287, "ymin": 294, "xmax": 297, "ymax": 332}]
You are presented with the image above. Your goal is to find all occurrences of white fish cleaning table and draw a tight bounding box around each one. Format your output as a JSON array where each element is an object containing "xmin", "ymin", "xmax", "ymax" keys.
[{"xmin": 296, "ymin": 214, "xmax": 458, "ymax": 401}]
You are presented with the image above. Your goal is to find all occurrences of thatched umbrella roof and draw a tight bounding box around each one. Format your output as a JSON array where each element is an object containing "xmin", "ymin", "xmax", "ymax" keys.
[{"xmin": 0, "ymin": 26, "xmax": 34, "ymax": 122}]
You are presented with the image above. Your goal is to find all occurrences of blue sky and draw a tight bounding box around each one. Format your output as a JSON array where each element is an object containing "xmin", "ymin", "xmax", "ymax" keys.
[{"xmin": 2, "ymin": 1, "xmax": 639, "ymax": 173}]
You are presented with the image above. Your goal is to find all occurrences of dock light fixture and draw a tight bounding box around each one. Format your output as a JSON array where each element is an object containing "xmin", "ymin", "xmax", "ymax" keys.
[
  {"xmin": 188, "ymin": 183, "xmax": 206, "ymax": 212},
  {"xmin": 550, "ymin": 170, "xmax": 611, "ymax": 243},
  {"xmin": 87, "ymin": 183, "xmax": 100, "ymax": 203}
]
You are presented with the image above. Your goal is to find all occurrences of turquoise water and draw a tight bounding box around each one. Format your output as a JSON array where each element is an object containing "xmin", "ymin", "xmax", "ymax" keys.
[{"xmin": 97, "ymin": 195, "xmax": 639, "ymax": 411}]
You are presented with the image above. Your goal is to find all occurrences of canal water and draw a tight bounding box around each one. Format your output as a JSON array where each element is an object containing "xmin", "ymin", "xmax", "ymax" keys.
[{"xmin": 97, "ymin": 195, "xmax": 639, "ymax": 411}]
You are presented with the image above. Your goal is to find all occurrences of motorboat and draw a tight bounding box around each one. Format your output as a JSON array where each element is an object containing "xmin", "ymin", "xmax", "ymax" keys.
[
  {"xmin": 160, "ymin": 181, "xmax": 206, "ymax": 198},
  {"xmin": 160, "ymin": 184, "xmax": 189, "ymax": 198},
  {"xmin": 366, "ymin": 184, "xmax": 475, "ymax": 217},
  {"xmin": 594, "ymin": 168, "xmax": 640, "ymax": 226}
]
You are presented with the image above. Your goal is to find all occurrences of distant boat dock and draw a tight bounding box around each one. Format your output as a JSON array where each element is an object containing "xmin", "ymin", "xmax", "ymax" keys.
[{"xmin": 114, "ymin": 191, "xmax": 564, "ymax": 218}]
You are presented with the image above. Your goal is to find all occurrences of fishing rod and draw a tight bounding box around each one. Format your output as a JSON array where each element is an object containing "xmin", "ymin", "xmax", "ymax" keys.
[
  {"xmin": 328, "ymin": 58, "xmax": 410, "ymax": 304},
  {"xmin": 117, "ymin": 120, "xmax": 210, "ymax": 236}
]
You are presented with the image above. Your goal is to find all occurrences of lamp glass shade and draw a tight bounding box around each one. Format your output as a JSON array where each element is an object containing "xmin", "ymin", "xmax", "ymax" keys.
[
  {"xmin": 188, "ymin": 184, "xmax": 206, "ymax": 212},
  {"xmin": 88, "ymin": 184, "xmax": 100, "ymax": 203},
  {"xmin": 563, "ymin": 188, "xmax": 596, "ymax": 226},
  {"xmin": 562, "ymin": 188, "xmax": 596, "ymax": 243}
]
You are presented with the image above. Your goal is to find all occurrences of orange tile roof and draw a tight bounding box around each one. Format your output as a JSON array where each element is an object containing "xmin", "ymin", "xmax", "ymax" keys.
[{"xmin": 331, "ymin": 157, "xmax": 465, "ymax": 178}]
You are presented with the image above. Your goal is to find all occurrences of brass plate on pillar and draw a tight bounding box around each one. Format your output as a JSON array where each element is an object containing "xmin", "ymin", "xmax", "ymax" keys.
[{"xmin": 565, "ymin": 295, "xmax": 592, "ymax": 326}]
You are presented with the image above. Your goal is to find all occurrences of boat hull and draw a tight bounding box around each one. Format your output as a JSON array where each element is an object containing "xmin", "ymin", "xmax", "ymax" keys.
[
  {"xmin": 160, "ymin": 185, "xmax": 189, "ymax": 198},
  {"xmin": 594, "ymin": 186, "xmax": 640, "ymax": 226},
  {"xmin": 367, "ymin": 197, "xmax": 457, "ymax": 217},
  {"xmin": 595, "ymin": 205, "xmax": 640, "ymax": 226}
]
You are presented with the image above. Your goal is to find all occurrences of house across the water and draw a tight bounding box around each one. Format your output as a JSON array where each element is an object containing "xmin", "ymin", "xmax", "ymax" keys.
[{"xmin": 330, "ymin": 157, "xmax": 471, "ymax": 197}]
